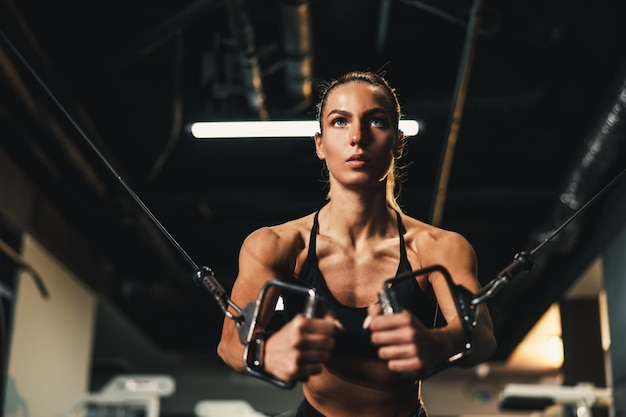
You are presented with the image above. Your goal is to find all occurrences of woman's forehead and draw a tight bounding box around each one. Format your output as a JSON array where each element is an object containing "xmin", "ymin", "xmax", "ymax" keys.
[{"xmin": 323, "ymin": 82, "xmax": 389, "ymax": 113}]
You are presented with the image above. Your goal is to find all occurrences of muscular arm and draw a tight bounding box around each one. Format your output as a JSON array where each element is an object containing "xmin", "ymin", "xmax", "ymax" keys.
[
  {"xmin": 423, "ymin": 229, "xmax": 497, "ymax": 367},
  {"xmin": 217, "ymin": 224, "xmax": 340, "ymax": 381},
  {"xmin": 368, "ymin": 227, "xmax": 496, "ymax": 376},
  {"xmin": 217, "ymin": 226, "xmax": 297, "ymax": 372}
]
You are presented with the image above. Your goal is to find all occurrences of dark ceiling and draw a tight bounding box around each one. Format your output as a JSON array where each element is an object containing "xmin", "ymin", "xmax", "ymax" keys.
[{"xmin": 1, "ymin": 0, "xmax": 626, "ymax": 370}]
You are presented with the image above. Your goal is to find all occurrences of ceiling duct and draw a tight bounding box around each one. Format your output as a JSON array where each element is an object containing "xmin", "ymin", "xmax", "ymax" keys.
[
  {"xmin": 531, "ymin": 61, "xmax": 626, "ymax": 260},
  {"xmin": 280, "ymin": 0, "xmax": 313, "ymax": 104},
  {"xmin": 490, "ymin": 60, "xmax": 626, "ymax": 359},
  {"xmin": 225, "ymin": 0, "xmax": 269, "ymax": 119}
]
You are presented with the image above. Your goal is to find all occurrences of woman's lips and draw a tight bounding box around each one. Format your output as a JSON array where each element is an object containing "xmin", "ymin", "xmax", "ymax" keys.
[{"xmin": 347, "ymin": 155, "xmax": 368, "ymax": 168}]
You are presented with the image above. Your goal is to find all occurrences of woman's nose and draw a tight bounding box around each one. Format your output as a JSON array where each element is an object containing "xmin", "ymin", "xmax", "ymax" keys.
[{"xmin": 350, "ymin": 124, "xmax": 366, "ymax": 146}]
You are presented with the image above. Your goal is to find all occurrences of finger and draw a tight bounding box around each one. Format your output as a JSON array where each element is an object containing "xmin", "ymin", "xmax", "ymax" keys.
[
  {"xmin": 299, "ymin": 332, "xmax": 336, "ymax": 350},
  {"xmin": 377, "ymin": 343, "xmax": 418, "ymax": 360},
  {"xmin": 297, "ymin": 314, "xmax": 341, "ymax": 335},
  {"xmin": 322, "ymin": 312, "xmax": 344, "ymax": 332},
  {"xmin": 297, "ymin": 363, "xmax": 323, "ymax": 379},
  {"xmin": 298, "ymin": 347, "xmax": 332, "ymax": 365},
  {"xmin": 371, "ymin": 324, "xmax": 417, "ymax": 346},
  {"xmin": 368, "ymin": 302, "xmax": 383, "ymax": 316},
  {"xmin": 387, "ymin": 357, "xmax": 423, "ymax": 373},
  {"xmin": 368, "ymin": 312, "xmax": 412, "ymax": 333},
  {"xmin": 363, "ymin": 303, "xmax": 383, "ymax": 329}
]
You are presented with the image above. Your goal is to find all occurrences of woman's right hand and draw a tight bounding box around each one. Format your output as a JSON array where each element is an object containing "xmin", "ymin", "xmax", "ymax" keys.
[{"xmin": 263, "ymin": 312, "xmax": 341, "ymax": 382}]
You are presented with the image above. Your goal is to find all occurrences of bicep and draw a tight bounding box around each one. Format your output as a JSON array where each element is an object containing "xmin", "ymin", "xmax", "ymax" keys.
[
  {"xmin": 226, "ymin": 228, "xmax": 295, "ymax": 330},
  {"xmin": 427, "ymin": 232, "xmax": 480, "ymax": 323},
  {"xmin": 423, "ymin": 230, "xmax": 496, "ymax": 362}
]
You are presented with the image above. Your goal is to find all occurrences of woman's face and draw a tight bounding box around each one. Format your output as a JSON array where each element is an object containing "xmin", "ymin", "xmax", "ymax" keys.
[{"xmin": 315, "ymin": 82, "xmax": 401, "ymax": 191}]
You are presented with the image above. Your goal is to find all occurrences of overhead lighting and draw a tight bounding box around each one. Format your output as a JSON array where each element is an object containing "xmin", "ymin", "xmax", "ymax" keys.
[{"xmin": 190, "ymin": 120, "xmax": 420, "ymax": 139}]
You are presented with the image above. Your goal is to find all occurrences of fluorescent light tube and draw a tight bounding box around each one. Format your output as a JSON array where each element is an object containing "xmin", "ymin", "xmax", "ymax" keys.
[{"xmin": 190, "ymin": 120, "xmax": 420, "ymax": 138}]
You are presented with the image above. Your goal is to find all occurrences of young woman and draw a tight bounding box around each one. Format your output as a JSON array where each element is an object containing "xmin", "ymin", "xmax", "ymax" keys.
[{"xmin": 217, "ymin": 71, "xmax": 497, "ymax": 417}]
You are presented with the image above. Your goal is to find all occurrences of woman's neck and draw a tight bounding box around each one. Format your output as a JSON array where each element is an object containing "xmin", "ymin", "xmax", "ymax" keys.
[{"xmin": 320, "ymin": 194, "xmax": 396, "ymax": 242}]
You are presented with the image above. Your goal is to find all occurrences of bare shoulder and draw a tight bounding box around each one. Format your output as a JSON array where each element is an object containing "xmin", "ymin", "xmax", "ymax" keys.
[
  {"xmin": 239, "ymin": 213, "xmax": 316, "ymax": 273},
  {"xmin": 399, "ymin": 213, "xmax": 476, "ymax": 269}
]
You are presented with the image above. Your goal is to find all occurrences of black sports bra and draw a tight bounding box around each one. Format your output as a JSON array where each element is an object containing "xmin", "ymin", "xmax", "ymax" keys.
[{"xmin": 282, "ymin": 210, "xmax": 437, "ymax": 358}]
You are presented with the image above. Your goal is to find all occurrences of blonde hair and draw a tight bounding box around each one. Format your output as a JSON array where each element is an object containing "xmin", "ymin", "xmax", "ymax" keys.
[{"xmin": 316, "ymin": 71, "xmax": 406, "ymax": 212}]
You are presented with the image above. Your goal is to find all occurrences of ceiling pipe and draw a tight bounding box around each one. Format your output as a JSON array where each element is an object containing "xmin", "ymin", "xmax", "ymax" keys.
[
  {"xmin": 225, "ymin": 0, "xmax": 269, "ymax": 120},
  {"xmin": 529, "ymin": 61, "xmax": 626, "ymax": 263},
  {"xmin": 429, "ymin": 0, "xmax": 485, "ymax": 227},
  {"xmin": 375, "ymin": 0, "xmax": 393, "ymax": 50},
  {"xmin": 280, "ymin": 0, "xmax": 314, "ymax": 105},
  {"xmin": 489, "ymin": 60, "xmax": 626, "ymax": 359}
]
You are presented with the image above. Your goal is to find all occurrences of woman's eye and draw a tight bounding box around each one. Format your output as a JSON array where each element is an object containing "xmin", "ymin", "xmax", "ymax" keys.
[
  {"xmin": 370, "ymin": 118, "xmax": 388, "ymax": 128},
  {"xmin": 331, "ymin": 118, "xmax": 347, "ymax": 127}
]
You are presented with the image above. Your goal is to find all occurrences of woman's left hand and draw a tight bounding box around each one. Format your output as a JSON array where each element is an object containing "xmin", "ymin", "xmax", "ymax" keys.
[{"xmin": 365, "ymin": 303, "xmax": 452, "ymax": 377}]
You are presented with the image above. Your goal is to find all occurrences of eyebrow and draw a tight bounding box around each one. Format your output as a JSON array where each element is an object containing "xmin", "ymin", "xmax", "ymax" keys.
[{"xmin": 326, "ymin": 107, "xmax": 390, "ymax": 119}]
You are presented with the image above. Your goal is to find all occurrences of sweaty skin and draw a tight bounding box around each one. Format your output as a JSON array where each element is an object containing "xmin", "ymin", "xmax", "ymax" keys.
[{"xmin": 218, "ymin": 80, "xmax": 496, "ymax": 417}]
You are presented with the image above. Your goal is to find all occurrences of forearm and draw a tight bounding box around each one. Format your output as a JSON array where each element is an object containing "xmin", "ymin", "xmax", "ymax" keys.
[
  {"xmin": 448, "ymin": 314, "xmax": 497, "ymax": 368},
  {"xmin": 461, "ymin": 321, "xmax": 497, "ymax": 366},
  {"xmin": 433, "ymin": 314, "xmax": 496, "ymax": 369},
  {"xmin": 217, "ymin": 329, "xmax": 247, "ymax": 373}
]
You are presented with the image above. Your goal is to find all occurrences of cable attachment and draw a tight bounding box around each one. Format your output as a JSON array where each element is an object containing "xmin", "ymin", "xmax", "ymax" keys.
[
  {"xmin": 471, "ymin": 251, "xmax": 534, "ymax": 306},
  {"xmin": 193, "ymin": 266, "xmax": 242, "ymax": 322}
]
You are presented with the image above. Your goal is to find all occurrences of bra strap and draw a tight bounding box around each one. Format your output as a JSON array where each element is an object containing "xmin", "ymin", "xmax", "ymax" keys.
[{"xmin": 307, "ymin": 210, "xmax": 320, "ymax": 260}]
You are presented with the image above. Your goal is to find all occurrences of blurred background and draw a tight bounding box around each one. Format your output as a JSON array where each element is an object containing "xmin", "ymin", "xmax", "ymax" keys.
[{"xmin": 1, "ymin": 0, "xmax": 625, "ymax": 416}]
